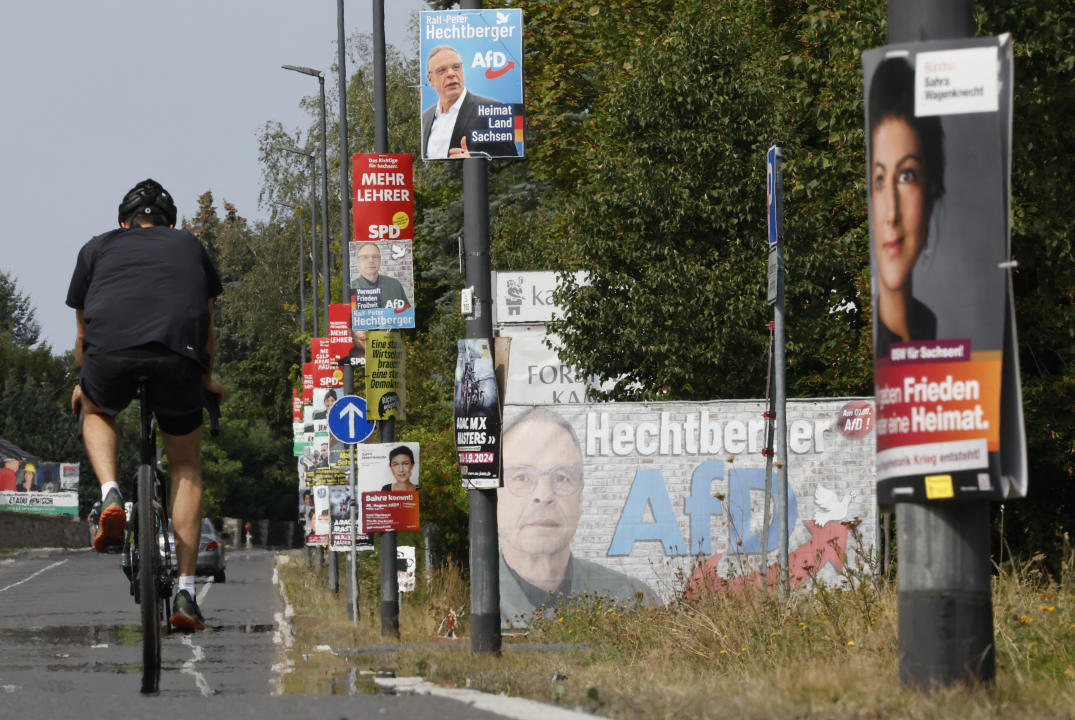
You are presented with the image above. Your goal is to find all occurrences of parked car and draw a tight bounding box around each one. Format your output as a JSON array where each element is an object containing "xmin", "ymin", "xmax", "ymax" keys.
[{"xmin": 161, "ymin": 518, "xmax": 226, "ymax": 582}]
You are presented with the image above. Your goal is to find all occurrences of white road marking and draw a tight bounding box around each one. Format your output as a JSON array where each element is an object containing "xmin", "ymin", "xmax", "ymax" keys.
[{"xmin": 0, "ymin": 560, "xmax": 67, "ymax": 594}]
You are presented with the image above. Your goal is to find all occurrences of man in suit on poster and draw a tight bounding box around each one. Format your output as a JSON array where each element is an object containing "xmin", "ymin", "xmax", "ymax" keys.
[{"xmin": 421, "ymin": 45, "xmax": 518, "ymax": 160}]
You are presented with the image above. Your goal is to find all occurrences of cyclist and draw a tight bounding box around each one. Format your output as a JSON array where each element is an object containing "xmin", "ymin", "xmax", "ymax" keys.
[{"xmin": 66, "ymin": 179, "xmax": 226, "ymax": 632}]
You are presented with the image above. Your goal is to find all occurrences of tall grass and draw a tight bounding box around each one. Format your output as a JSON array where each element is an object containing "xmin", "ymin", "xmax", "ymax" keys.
[{"xmin": 276, "ymin": 533, "xmax": 1075, "ymax": 717}]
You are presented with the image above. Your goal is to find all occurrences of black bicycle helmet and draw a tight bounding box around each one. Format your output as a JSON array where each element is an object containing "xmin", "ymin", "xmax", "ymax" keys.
[{"xmin": 117, "ymin": 179, "xmax": 177, "ymax": 226}]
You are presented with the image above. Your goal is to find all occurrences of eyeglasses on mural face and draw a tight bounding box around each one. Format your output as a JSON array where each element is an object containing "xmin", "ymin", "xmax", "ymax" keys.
[{"xmin": 503, "ymin": 465, "xmax": 583, "ymax": 496}]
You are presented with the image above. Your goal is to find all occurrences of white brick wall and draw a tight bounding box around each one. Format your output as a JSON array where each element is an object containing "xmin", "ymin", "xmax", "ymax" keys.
[{"xmin": 504, "ymin": 399, "xmax": 877, "ymax": 601}]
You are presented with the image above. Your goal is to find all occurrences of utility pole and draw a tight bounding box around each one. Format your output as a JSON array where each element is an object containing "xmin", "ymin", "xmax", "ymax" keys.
[
  {"xmin": 460, "ymin": 0, "xmax": 502, "ymax": 656},
  {"xmin": 885, "ymin": 0, "xmax": 995, "ymax": 689},
  {"xmin": 370, "ymin": 0, "xmax": 401, "ymax": 638}
]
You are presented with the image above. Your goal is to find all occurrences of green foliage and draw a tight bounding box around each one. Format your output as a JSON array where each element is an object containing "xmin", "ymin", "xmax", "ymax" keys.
[
  {"xmin": 976, "ymin": 4, "xmax": 1075, "ymax": 558},
  {"xmin": 0, "ymin": 270, "xmax": 41, "ymax": 347}
]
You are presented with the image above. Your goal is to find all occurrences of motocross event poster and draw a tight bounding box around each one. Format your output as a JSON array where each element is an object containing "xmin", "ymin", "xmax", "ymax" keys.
[{"xmin": 454, "ymin": 339, "xmax": 501, "ymax": 488}]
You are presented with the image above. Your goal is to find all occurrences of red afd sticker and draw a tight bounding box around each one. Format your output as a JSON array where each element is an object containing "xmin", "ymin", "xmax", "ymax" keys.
[{"xmin": 838, "ymin": 400, "xmax": 874, "ymax": 438}]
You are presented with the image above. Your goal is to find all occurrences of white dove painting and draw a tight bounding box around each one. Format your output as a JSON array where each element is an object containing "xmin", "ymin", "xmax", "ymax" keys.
[{"xmin": 813, "ymin": 484, "xmax": 853, "ymax": 526}]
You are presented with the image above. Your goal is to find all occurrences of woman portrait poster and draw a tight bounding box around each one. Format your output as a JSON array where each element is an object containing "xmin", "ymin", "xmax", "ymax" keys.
[{"xmin": 863, "ymin": 37, "xmax": 1015, "ymax": 501}]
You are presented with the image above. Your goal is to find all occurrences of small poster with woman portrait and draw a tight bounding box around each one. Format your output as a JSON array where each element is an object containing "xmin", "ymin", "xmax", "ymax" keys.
[
  {"xmin": 358, "ymin": 442, "xmax": 420, "ymax": 532},
  {"xmin": 863, "ymin": 35, "xmax": 1024, "ymax": 505}
]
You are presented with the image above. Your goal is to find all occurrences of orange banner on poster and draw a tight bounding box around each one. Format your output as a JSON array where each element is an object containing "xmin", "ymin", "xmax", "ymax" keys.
[{"xmin": 875, "ymin": 358, "xmax": 1001, "ymax": 452}]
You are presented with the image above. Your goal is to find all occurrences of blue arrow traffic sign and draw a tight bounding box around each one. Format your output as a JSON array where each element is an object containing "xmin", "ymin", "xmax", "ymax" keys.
[{"xmin": 327, "ymin": 395, "xmax": 376, "ymax": 444}]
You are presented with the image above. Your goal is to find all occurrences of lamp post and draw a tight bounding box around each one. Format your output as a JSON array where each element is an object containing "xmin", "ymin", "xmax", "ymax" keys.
[
  {"xmin": 282, "ymin": 64, "xmax": 332, "ymax": 337},
  {"xmin": 273, "ymin": 201, "xmax": 308, "ymax": 363}
]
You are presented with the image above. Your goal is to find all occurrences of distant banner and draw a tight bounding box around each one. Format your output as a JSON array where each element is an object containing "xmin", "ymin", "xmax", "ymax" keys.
[
  {"xmin": 0, "ymin": 491, "xmax": 78, "ymax": 517},
  {"xmin": 357, "ymin": 442, "xmax": 420, "ymax": 532},
  {"xmin": 419, "ymin": 9, "xmax": 525, "ymax": 160},
  {"xmin": 350, "ymin": 240, "xmax": 415, "ymax": 330},
  {"xmin": 454, "ymin": 339, "xmax": 501, "ymax": 488},
  {"xmin": 863, "ymin": 36, "xmax": 1023, "ymax": 504},
  {"xmin": 366, "ymin": 331, "xmax": 406, "ymax": 421},
  {"xmin": 497, "ymin": 400, "xmax": 877, "ymax": 628}
]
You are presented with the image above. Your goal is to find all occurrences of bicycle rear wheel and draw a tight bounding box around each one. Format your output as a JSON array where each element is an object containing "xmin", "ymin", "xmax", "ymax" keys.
[{"xmin": 137, "ymin": 463, "xmax": 161, "ymax": 694}]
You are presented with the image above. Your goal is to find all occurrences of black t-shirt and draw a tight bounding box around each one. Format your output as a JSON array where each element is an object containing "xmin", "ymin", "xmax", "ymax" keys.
[{"xmin": 66, "ymin": 226, "xmax": 223, "ymax": 368}]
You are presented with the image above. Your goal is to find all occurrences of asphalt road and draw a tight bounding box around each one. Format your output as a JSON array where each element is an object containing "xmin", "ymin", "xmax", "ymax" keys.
[{"xmin": 0, "ymin": 547, "xmax": 583, "ymax": 720}]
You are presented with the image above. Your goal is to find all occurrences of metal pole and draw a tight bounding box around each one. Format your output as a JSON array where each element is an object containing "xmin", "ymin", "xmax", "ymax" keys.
[
  {"xmin": 349, "ymin": 444, "xmax": 359, "ymax": 626},
  {"xmin": 298, "ymin": 213, "xmax": 307, "ymax": 363},
  {"xmin": 460, "ymin": 0, "xmax": 501, "ymax": 650},
  {"xmin": 318, "ymin": 75, "xmax": 331, "ymax": 338},
  {"xmin": 771, "ymin": 146, "xmax": 789, "ymax": 597},
  {"xmin": 886, "ymin": 0, "xmax": 994, "ymax": 689},
  {"xmin": 337, "ymin": 0, "xmax": 361, "ymax": 624},
  {"xmin": 370, "ymin": 0, "xmax": 400, "ymax": 638}
]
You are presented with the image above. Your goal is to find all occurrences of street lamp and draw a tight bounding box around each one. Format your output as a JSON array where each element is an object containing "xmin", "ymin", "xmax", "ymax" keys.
[
  {"xmin": 272, "ymin": 200, "xmax": 308, "ymax": 363},
  {"xmin": 282, "ymin": 64, "xmax": 332, "ymax": 337},
  {"xmin": 284, "ymin": 146, "xmax": 321, "ymax": 337}
]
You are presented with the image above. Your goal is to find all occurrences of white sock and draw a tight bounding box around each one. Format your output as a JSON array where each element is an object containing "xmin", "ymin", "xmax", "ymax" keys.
[
  {"xmin": 100, "ymin": 481, "xmax": 120, "ymax": 501},
  {"xmin": 178, "ymin": 575, "xmax": 196, "ymax": 598}
]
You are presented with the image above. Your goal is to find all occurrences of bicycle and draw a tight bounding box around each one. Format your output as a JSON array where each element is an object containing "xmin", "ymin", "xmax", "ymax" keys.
[{"xmin": 116, "ymin": 381, "xmax": 220, "ymax": 694}]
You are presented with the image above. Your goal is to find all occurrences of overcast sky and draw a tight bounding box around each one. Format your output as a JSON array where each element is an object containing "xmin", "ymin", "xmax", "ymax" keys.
[{"xmin": 0, "ymin": 0, "xmax": 427, "ymax": 353}]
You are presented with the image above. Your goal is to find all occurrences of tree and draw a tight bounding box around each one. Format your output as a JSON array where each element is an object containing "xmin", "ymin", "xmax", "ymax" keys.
[{"xmin": 0, "ymin": 270, "xmax": 41, "ymax": 348}]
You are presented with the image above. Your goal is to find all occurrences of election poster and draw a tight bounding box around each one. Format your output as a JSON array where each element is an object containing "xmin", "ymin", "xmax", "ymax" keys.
[
  {"xmin": 863, "ymin": 36, "xmax": 1023, "ymax": 504},
  {"xmin": 328, "ymin": 303, "xmax": 354, "ymax": 362},
  {"xmin": 419, "ymin": 8, "xmax": 524, "ymax": 160},
  {"xmin": 350, "ymin": 240, "xmax": 415, "ymax": 331},
  {"xmin": 454, "ymin": 339, "xmax": 500, "ymax": 488},
  {"xmin": 307, "ymin": 481, "xmax": 330, "ymax": 546},
  {"xmin": 358, "ymin": 442, "xmax": 421, "ymax": 533},
  {"xmin": 352, "ymin": 154, "xmax": 413, "ymax": 244},
  {"xmin": 366, "ymin": 331, "xmax": 406, "ymax": 421},
  {"xmin": 310, "ymin": 338, "xmax": 344, "ymax": 389},
  {"xmin": 496, "ymin": 400, "xmax": 877, "ymax": 629},
  {"xmin": 301, "ymin": 361, "xmax": 314, "ymax": 404}
]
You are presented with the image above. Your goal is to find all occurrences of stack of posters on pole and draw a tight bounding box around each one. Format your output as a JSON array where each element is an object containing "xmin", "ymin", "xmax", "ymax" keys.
[
  {"xmin": 863, "ymin": 36, "xmax": 1024, "ymax": 504},
  {"xmin": 351, "ymin": 154, "xmax": 415, "ymax": 331},
  {"xmin": 454, "ymin": 339, "xmax": 500, "ymax": 488}
]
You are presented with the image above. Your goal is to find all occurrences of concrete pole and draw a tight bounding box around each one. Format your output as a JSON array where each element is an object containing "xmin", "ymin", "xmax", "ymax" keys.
[
  {"xmin": 369, "ymin": 0, "xmax": 400, "ymax": 638},
  {"xmin": 886, "ymin": 0, "xmax": 995, "ymax": 689},
  {"xmin": 460, "ymin": 0, "xmax": 502, "ymax": 644}
]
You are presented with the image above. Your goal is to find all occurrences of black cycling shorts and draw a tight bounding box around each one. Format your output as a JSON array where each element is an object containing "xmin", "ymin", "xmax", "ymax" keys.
[{"xmin": 79, "ymin": 343, "xmax": 203, "ymax": 436}]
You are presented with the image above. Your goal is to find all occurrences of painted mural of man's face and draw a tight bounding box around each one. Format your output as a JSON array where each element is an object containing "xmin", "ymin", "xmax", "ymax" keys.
[{"xmin": 498, "ymin": 417, "xmax": 584, "ymax": 565}]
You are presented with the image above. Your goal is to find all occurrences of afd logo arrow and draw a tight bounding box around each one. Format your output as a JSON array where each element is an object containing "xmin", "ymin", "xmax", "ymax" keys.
[
  {"xmin": 485, "ymin": 61, "xmax": 515, "ymax": 80},
  {"xmin": 340, "ymin": 403, "xmax": 365, "ymax": 439}
]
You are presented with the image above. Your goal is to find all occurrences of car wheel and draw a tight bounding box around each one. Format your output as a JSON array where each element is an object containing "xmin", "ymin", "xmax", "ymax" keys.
[{"xmin": 213, "ymin": 570, "xmax": 226, "ymax": 583}]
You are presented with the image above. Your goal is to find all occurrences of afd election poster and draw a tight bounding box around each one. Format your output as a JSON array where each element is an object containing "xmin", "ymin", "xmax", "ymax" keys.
[
  {"xmin": 454, "ymin": 339, "xmax": 501, "ymax": 488},
  {"xmin": 349, "ymin": 240, "xmax": 415, "ymax": 331},
  {"xmin": 863, "ymin": 36, "xmax": 1023, "ymax": 505},
  {"xmin": 420, "ymin": 9, "xmax": 524, "ymax": 160},
  {"xmin": 497, "ymin": 400, "xmax": 877, "ymax": 629}
]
